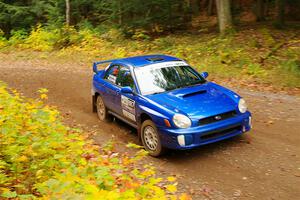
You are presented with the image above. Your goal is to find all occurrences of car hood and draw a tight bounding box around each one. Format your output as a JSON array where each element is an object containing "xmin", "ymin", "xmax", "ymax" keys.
[{"xmin": 146, "ymin": 82, "xmax": 238, "ymax": 119}]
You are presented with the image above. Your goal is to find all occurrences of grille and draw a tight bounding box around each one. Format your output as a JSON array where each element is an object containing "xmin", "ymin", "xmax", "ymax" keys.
[
  {"xmin": 199, "ymin": 110, "xmax": 237, "ymax": 125},
  {"xmin": 200, "ymin": 125, "xmax": 242, "ymax": 140}
]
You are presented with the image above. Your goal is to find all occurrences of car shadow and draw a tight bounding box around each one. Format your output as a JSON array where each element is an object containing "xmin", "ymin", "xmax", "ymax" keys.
[
  {"xmin": 104, "ymin": 115, "xmax": 252, "ymax": 161},
  {"xmin": 161, "ymin": 134, "xmax": 252, "ymax": 161}
]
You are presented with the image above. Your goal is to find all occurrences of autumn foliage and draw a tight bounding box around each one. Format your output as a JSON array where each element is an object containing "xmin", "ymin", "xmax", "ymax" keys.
[{"xmin": 0, "ymin": 82, "xmax": 188, "ymax": 199}]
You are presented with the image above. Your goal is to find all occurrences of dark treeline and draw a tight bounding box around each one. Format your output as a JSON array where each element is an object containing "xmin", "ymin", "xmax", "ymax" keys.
[{"xmin": 0, "ymin": 0, "xmax": 300, "ymax": 37}]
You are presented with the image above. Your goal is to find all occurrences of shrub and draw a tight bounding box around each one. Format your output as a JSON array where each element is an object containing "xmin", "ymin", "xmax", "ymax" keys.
[
  {"xmin": 21, "ymin": 25, "xmax": 60, "ymax": 51},
  {"xmin": 0, "ymin": 82, "xmax": 185, "ymax": 199},
  {"xmin": 8, "ymin": 29, "xmax": 28, "ymax": 47},
  {"xmin": 0, "ymin": 30, "xmax": 7, "ymax": 48},
  {"xmin": 245, "ymin": 63, "xmax": 267, "ymax": 77},
  {"xmin": 281, "ymin": 59, "xmax": 300, "ymax": 75}
]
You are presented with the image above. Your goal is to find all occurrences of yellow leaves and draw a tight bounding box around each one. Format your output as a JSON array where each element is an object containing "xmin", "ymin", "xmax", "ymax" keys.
[
  {"xmin": 40, "ymin": 93, "xmax": 48, "ymax": 100},
  {"xmin": 0, "ymin": 82, "xmax": 186, "ymax": 200},
  {"xmin": 38, "ymin": 88, "xmax": 48, "ymax": 100},
  {"xmin": 141, "ymin": 169, "xmax": 155, "ymax": 177},
  {"xmin": 126, "ymin": 143, "xmax": 143, "ymax": 149},
  {"xmin": 152, "ymin": 24, "xmax": 164, "ymax": 33},
  {"xmin": 0, "ymin": 40, "xmax": 7, "ymax": 48},
  {"xmin": 83, "ymin": 184, "xmax": 99, "ymax": 195},
  {"xmin": 0, "ymin": 188, "xmax": 17, "ymax": 198},
  {"xmin": 166, "ymin": 184, "xmax": 177, "ymax": 193},
  {"xmin": 16, "ymin": 155, "xmax": 28, "ymax": 162},
  {"xmin": 122, "ymin": 157, "xmax": 131, "ymax": 166},
  {"xmin": 114, "ymin": 47, "xmax": 127, "ymax": 58},
  {"xmin": 167, "ymin": 176, "xmax": 176, "ymax": 182},
  {"xmin": 49, "ymin": 141, "xmax": 61, "ymax": 149},
  {"xmin": 36, "ymin": 169, "xmax": 44, "ymax": 178},
  {"xmin": 179, "ymin": 193, "xmax": 192, "ymax": 200},
  {"xmin": 149, "ymin": 177, "xmax": 162, "ymax": 185},
  {"xmin": 87, "ymin": 190, "xmax": 121, "ymax": 200}
]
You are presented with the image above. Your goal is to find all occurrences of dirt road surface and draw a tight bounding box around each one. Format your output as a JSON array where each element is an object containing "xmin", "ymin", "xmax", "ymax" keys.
[{"xmin": 1, "ymin": 53, "xmax": 299, "ymax": 199}]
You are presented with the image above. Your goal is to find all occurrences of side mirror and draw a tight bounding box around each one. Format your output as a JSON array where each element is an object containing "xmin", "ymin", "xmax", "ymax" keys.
[
  {"xmin": 121, "ymin": 86, "xmax": 133, "ymax": 94},
  {"xmin": 200, "ymin": 72, "xmax": 209, "ymax": 79}
]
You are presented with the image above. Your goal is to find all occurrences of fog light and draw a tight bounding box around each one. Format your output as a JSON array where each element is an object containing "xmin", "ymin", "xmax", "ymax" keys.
[
  {"xmin": 177, "ymin": 135, "xmax": 185, "ymax": 146},
  {"xmin": 242, "ymin": 126, "xmax": 246, "ymax": 132}
]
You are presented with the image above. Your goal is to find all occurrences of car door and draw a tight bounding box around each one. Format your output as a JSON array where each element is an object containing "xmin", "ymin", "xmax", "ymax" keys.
[
  {"xmin": 102, "ymin": 65, "xmax": 121, "ymax": 111},
  {"xmin": 114, "ymin": 66, "xmax": 137, "ymax": 123}
]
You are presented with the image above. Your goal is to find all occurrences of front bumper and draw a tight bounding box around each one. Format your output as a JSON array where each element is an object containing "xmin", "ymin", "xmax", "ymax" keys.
[{"xmin": 158, "ymin": 111, "xmax": 251, "ymax": 150}]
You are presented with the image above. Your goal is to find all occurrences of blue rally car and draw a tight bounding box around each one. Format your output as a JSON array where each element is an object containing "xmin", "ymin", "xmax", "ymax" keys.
[{"xmin": 92, "ymin": 55, "xmax": 251, "ymax": 156}]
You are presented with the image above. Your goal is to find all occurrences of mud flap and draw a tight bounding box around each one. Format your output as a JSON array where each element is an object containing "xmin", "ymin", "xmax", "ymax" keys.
[
  {"xmin": 136, "ymin": 118, "xmax": 142, "ymax": 142},
  {"xmin": 92, "ymin": 95, "xmax": 97, "ymax": 113}
]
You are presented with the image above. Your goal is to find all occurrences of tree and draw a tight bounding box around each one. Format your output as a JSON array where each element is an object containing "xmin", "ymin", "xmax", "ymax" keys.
[
  {"xmin": 65, "ymin": 0, "xmax": 70, "ymax": 26},
  {"xmin": 215, "ymin": 0, "xmax": 233, "ymax": 34},
  {"xmin": 275, "ymin": 0, "xmax": 286, "ymax": 27},
  {"xmin": 207, "ymin": 0, "xmax": 214, "ymax": 16},
  {"xmin": 0, "ymin": 0, "xmax": 52, "ymax": 35},
  {"xmin": 256, "ymin": 0, "xmax": 265, "ymax": 21}
]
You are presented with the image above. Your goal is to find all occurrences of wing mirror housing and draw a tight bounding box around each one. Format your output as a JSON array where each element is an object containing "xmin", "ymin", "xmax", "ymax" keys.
[
  {"xmin": 121, "ymin": 86, "xmax": 133, "ymax": 94},
  {"xmin": 200, "ymin": 72, "xmax": 209, "ymax": 79}
]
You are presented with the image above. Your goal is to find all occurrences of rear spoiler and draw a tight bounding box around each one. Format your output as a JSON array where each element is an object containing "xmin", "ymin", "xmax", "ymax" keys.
[{"xmin": 93, "ymin": 59, "xmax": 118, "ymax": 74}]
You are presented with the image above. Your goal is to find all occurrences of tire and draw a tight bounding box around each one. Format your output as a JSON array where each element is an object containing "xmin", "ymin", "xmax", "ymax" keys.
[
  {"xmin": 141, "ymin": 120, "xmax": 165, "ymax": 157},
  {"xmin": 96, "ymin": 95, "xmax": 112, "ymax": 122}
]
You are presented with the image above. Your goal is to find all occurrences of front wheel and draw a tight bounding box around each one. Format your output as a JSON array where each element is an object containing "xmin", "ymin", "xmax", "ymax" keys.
[{"xmin": 141, "ymin": 120, "xmax": 165, "ymax": 157}]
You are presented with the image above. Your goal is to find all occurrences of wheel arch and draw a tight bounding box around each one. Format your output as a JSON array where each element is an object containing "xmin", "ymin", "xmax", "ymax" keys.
[
  {"xmin": 140, "ymin": 112, "xmax": 152, "ymax": 123},
  {"xmin": 137, "ymin": 112, "xmax": 153, "ymax": 140}
]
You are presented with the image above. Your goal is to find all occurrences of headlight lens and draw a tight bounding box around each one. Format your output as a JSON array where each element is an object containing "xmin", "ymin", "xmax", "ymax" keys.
[
  {"xmin": 173, "ymin": 114, "xmax": 191, "ymax": 128},
  {"xmin": 238, "ymin": 98, "xmax": 247, "ymax": 113}
]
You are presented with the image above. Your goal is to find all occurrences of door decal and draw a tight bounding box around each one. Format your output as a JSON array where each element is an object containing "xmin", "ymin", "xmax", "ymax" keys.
[
  {"xmin": 121, "ymin": 95, "xmax": 136, "ymax": 121},
  {"xmin": 107, "ymin": 74, "xmax": 117, "ymax": 84}
]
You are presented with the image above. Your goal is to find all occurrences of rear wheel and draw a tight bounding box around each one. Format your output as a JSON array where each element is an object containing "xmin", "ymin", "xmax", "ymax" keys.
[
  {"xmin": 96, "ymin": 95, "xmax": 112, "ymax": 121},
  {"xmin": 141, "ymin": 120, "xmax": 165, "ymax": 157}
]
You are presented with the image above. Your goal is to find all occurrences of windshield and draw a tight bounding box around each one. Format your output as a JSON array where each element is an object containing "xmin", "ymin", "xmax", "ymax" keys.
[{"xmin": 134, "ymin": 61, "xmax": 206, "ymax": 95}]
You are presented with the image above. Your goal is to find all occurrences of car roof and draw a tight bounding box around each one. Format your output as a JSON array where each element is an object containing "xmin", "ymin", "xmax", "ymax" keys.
[{"xmin": 116, "ymin": 54, "xmax": 182, "ymax": 68}]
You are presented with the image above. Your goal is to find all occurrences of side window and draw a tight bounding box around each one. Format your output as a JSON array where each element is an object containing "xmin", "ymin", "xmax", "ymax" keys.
[
  {"xmin": 116, "ymin": 66, "xmax": 135, "ymax": 89},
  {"xmin": 104, "ymin": 65, "xmax": 119, "ymax": 84}
]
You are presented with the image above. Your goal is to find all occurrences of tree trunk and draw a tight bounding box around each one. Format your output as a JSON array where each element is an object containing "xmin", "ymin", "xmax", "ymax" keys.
[
  {"xmin": 207, "ymin": 0, "xmax": 214, "ymax": 16},
  {"xmin": 256, "ymin": 0, "xmax": 265, "ymax": 21},
  {"xmin": 276, "ymin": 0, "xmax": 286, "ymax": 27},
  {"xmin": 265, "ymin": 0, "xmax": 269, "ymax": 17},
  {"xmin": 189, "ymin": 0, "xmax": 199, "ymax": 15},
  {"xmin": 216, "ymin": 0, "xmax": 233, "ymax": 34},
  {"xmin": 65, "ymin": 0, "xmax": 70, "ymax": 26},
  {"xmin": 118, "ymin": 0, "xmax": 123, "ymax": 25}
]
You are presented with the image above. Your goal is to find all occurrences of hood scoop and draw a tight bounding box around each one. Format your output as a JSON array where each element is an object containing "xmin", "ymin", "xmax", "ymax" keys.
[{"xmin": 180, "ymin": 90, "xmax": 207, "ymax": 98}]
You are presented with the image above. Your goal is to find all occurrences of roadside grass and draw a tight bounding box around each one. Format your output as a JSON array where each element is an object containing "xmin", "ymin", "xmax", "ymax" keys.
[
  {"xmin": 0, "ymin": 82, "xmax": 185, "ymax": 199},
  {"xmin": 0, "ymin": 25, "xmax": 299, "ymax": 89}
]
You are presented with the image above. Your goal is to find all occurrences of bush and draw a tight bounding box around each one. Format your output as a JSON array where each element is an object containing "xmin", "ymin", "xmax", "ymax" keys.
[
  {"xmin": 281, "ymin": 59, "xmax": 300, "ymax": 75},
  {"xmin": 0, "ymin": 30, "xmax": 7, "ymax": 48},
  {"xmin": 0, "ymin": 82, "xmax": 185, "ymax": 199},
  {"xmin": 21, "ymin": 25, "xmax": 60, "ymax": 51},
  {"xmin": 245, "ymin": 63, "xmax": 267, "ymax": 77},
  {"xmin": 8, "ymin": 29, "xmax": 28, "ymax": 47}
]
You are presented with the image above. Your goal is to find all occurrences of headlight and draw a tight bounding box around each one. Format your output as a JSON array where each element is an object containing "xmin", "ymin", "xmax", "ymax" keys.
[
  {"xmin": 173, "ymin": 114, "xmax": 191, "ymax": 128},
  {"xmin": 238, "ymin": 98, "xmax": 247, "ymax": 113}
]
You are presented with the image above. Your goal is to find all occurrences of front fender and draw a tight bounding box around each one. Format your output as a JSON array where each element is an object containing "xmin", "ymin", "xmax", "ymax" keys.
[{"xmin": 138, "ymin": 105, "xmax": 169, "ymax": 128}]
